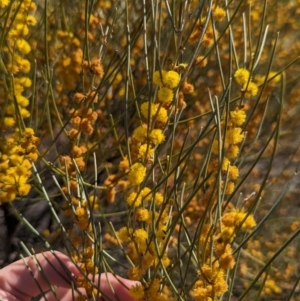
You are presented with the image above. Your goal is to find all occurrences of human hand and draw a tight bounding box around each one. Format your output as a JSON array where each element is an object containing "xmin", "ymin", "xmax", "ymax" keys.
[{"xmin": 0, "ymin": 251, "xmax": 138, "ymax": 301}]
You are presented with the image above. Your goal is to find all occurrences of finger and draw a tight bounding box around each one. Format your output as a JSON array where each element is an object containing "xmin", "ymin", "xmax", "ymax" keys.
[
  {"xmin": 0, "ymin": 251, "xmax": 81, "ymax": 301},
  {"xmin": 97, "ymin": 273, "xmax": 139, "ymax": 301},
  {"xmin": 39, "ymin": 287, "xmax": 86, "ymax": 301},
  {"xmin": 39, "ymin": 273, "xmax": 138, "ymax": 301}
]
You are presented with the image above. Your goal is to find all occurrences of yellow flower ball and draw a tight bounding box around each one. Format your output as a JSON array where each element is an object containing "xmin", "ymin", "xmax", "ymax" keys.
[
  {"xmin": 242, "ymin": 214, "xmax": 257, "ymax": 230},
  {"xmin": 16, "ymin": 95, "xmax": 29, "ymax": 107},
  {"xmin": 156, "ymin": 106, "xmax": 168, "ymax": 124},
  {"xmin": 227, "ymin": 145, "xmax": 239, "ymax": 159},
  {"xmin": 226, "ymin": 128, "xmax": 244, "ymax": 145},
  {"xmin": 234, "ymin": 68, "xmax": 250, "ymax": 86},
  {"xmin": 25, "ymin": 127, "xmax": 35, "ymax": 136},
  {"xmin": 225, "ymin": 181, "xmax": 235, "ymax": 195},
  {"xmin": 211, "ymin": 139, "xmax": 221, "ymax": 155},
  {"xmin": 162, "ymin": 254, "xmax": 171, "ymax": 267},
  {"xmin": 126, "ymin": 192, "xmax": 142, "ymax": 207},
  {"xmin": 128, "ymin": 266, "xmax": 144, "ymax": 281},
  {"xmin": 140, "ymin": 102, "xmax": 157, "ymax": 119},
  {"xmin": 221, "ymin": 226, "xmax": 236, "ymax": 241},
  {"xmin": 138, "ymin": 144, "xmax": 154, "ymax": 159},
  {"xmin": 75, "ymin": 207, "xmax": 87, "ymax": 218},
  {"xmin": 18, "ymin": 183, "xmax": 31, "ymax": 196},
  {"xmin": 230, "ymin": 109, "xmax": 246, "ymax": 126},
  {"xmin": 17, "ymin": 175, "xmax": 29, "ymax": 185},
  {"xmin": 27, "ymin": 152, "xmax": 38, "ymax": 161},
  {"xmin": 153, "ymin": 70, "xmax": 167, "ymax": 86},
  {"xmin": 117, "ymin": 226, "xmax": 132, "ymax": 242},
  {"xmin": 142, "ymin": 252, "xmax": 154, "ymax": 269},
  {"xmin": 26, "ymin": 15, "xmax": 37, "ymax": 26},
  {"xmin": 219, "ymin": 252, "xmax": 236, "ymax": 270},
  {"xmin": 195, "ymin": 55, "xmax": 208, "ymax": 68},
  {"xmin": 229, "ymin": 165, "xmax": 239, "ymax": 180},
  {"xmin": 214, "ymin": 276, "xmax": 228, "ymax": 296},
  {"xmin": 222, "ymin": 157, "xmax": 230, "ymax": 172},
  {"xmin": 157, "ymin": 87, "xmax": 174, "ymax": 103},
  {"xmin": 129, "ymin": 284, "xmax": 145, "ymax": 300},
  {"xmin": 10, "ymin": 154, "xmax": 23, "ymax": 165},
  {"xmin": 19, "ymin": 59, "xmax": 31, "ymax": 73},
  {"xmin": 62, "ymin": 57, "xmax": 71, "ymax": 67},
  {"xmin": 0, "ymin": 0, "xmax": 9, "ymax": 7},
  {"xmin": 146, "ymin": 279, "xmax": 161, "ymax": 300},
  {"xmin": 136, "ymin": 208, "xmax": 150, "ymax": 221},
  {"xmin": 133, "ymin": 125, "xmax": 148, "ymax": 143},
  {"xmin": 150, "ymin": 129, "xmax": 165, "ymax": 144},
  {"xmin": 243, "ymin": 81, "xmax": 258, "ymax": 98},
  {"xmin": 16, "ymin": 39, "xmax": 31, "ymax": 54},
  {"xmin": 14, "ymin": 165, "xmax": 30, "ymax": 177},
  {"xmin": 164, "ymin": 70, "xmax": 180, "ymax": 89},
  {"xmin": 4, "ymin": 117, "xmax": 16, "ymax": 127},
  {"xmin": 0, "ymin": 192, "xmax": 16, "ymax": 202},
  {"xmin": 155, "ymin": 192, "xmax": 164, "ymax": 206},
  {"xmin": 16, "ymin": 77, "xmax": 32, "ymax": 88},
  {"xmin": 128, "ymin": 163, "xmax": 146, "ymax": 185},
  {"xmin": 133, "ymin": 228, "xmax": 148, "ymax": 244},
  {"xmin": 213, "ymin": 6, "xmax": 226, "ymax": 21},
  {"xmin": 140, "ymin": 187, "xmax": 152, "ymax": 201},
  {"xmin": 15, "ymin": 24, "xmax": 29, "ymax": 36}
]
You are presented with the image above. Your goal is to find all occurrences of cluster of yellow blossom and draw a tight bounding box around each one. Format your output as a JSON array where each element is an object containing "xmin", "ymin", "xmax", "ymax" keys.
[
  {"xmin": 69, "ymin": 91, "xmax": 101, "ymax": 138},
  {"xmin": 133, "ymin": 125, "xmax": 165, "ymax": 146},
  {"xmin": 71, "ymin": 200, "xmax": 100, "ymax": 301},
  {"xmin": 128, "ymin": 69, "xmax": 181, "ymax": 185},
  {"xmin": 127, "ymin": 236, "xmax": 171, "ymax": 274},
  {"xmin": 189, "ymin": 6, "xmax": 225, "ymax": 47},
  {"xmin": 263, "ymin": 278, "xmax": 282, "ymax": 295},
  {"xmin": 127, "ymin": 162, "xmax": 146, "ymax": 185},
  {"xmin": 130, "ymin": 278, "xmax": 173, "ymax": 301},
  {"xmin": 118, "ymin": 200, "xmax": 170, "ymax": 243},
  {"xmin": 234, "ymin": 68, "xmax": 259, "ymax": 98},
  {"xmin": 59, "ymin": 145, "xmax": 95, "ymax": 216},
  {"xmin": 51, "ymin": 56, "xmax": 105, "ymax": 300},
  {"xmin": 3, "ymin": 0, "xmax": 37, "ymax": 122},
  {"xmin": 46, "ymin": 62, "xmax": 102, "ymax": 195},
  {"xmin": 57, "ymin": 133, "xmax": 100, "ymax": 299},
  {"xmin": 214, "ymin": 208, "xmax": 256, "ymax": 269},
  {"xmin": 192, "ymin": 208, "xmax": 256, "ymax": 300},
  {"xmin": 102, "ymin": 174, "xmax": 119, "ymax": 204},
  {"xmin": 0, "ymin": 1, "xmax": 38, "ymax": 204},
  {"xmin": 188, "ymin": 58, "xmax": 258, "ymax": 300},
  {"xmin": 192, "ymin": 261, "xmax": 228, "ymax": 301},
  {"xmin": 66, "ymin": 62, "xmax": 103, "ymax": 138},
  {"xmin": 125, "ymin": 186, "xmax": 164, "ymax": 209},
  {"xmin": 58, "ymin": 85, "xmax": 102, "ymax": 210},
  {"xmin": 42, "ymin": 9, "xmax": 103, "ymax": 96},
  {"xmin": 221, "ymin": 208, "xmax": 257, "ymax": 232},
  {"xmin": 0, "ymin": 128, "xmax": 39, "ymax": 203},
  {"xmin": 60, "ymin": 145, "xmax": 87, "ymax": 179},
  {"xmin": 82, "ymin": 58, "xmax": 104, "ymax": 77},
  {"xmin": 116, "ymin": 195, "xmax": 173, "ymax": 299},
  {"xmin": 226, "ymin": 109, "xmax": 247, "ymax": 159},
  {"xmin": 112, "ymin": 68, "xmax": 184, "ymax": 297},
  {"xmin": 153, "ymin": 69, "xmax": 180, "ymax": 103},
  {"xmin": 58, "ymin": 147, "xmax": 99, "ymax": 299},
  {"xmin": 51, "ymin": 30, "xmax": 83, "ymax": 94},
  {"xmin": 208, "ymin": 107, "xmax": 247, "ymax": 195}
]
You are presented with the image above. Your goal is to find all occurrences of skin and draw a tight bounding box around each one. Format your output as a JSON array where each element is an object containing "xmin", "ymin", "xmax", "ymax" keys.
[{"xmin": 0, "ymin": 251, "xmax": 138, "ymax": 301}]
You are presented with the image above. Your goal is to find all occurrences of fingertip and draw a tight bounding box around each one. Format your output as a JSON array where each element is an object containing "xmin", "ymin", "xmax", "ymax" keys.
[{"xmin": 98, "ymin": 273, "xmax": 140, "ymax": 301}]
